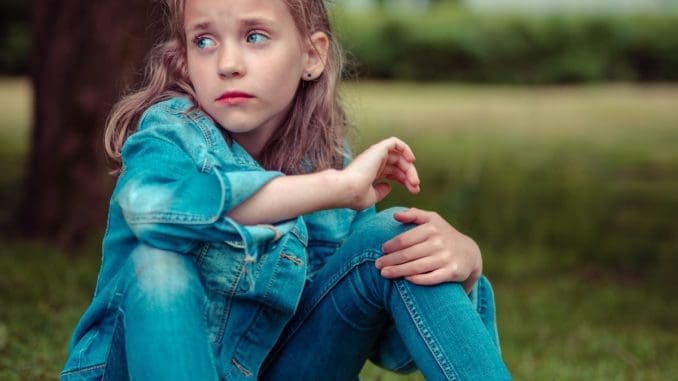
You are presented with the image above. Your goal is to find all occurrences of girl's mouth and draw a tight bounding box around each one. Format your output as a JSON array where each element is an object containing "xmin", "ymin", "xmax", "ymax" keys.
[{"xmin": 216, "ymin": 91, "xmax": 254, "ymax": 105}]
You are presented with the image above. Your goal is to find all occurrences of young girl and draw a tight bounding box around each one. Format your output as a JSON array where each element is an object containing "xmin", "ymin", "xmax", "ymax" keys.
[{"xmin": 62, "ymin": 0, "xmax": 511, "ymax": 380}]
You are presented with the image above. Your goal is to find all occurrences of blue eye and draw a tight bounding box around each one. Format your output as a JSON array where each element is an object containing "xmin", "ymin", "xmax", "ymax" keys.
[
  {"xmin": 194, "ymin": 36, "xmax": 216, "ymax": 50},
  {"xmin": 246, "ymin": 32, "xmax": 268, "ymax": 44}
]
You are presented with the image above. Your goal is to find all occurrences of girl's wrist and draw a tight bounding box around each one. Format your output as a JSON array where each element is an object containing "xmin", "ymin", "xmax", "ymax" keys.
[
  {"xmin": 321, "ymin": 168, "xmax": 355, "ymax": 209},
  {"xmin": 314, "ymin": 168, "xmax": 362, "ymax": 209}
]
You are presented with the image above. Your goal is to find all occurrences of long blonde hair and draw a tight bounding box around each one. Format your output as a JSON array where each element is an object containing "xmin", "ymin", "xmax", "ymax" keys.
[{"xmin": 104, "ymin": 0, "xmax": 348, "ymax": 175}]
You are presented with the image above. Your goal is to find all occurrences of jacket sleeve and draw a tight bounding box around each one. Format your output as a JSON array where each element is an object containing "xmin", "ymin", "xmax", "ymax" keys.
[{"xmin": 115, "ymin": 119, "xmax": 289, "ymax": 254}]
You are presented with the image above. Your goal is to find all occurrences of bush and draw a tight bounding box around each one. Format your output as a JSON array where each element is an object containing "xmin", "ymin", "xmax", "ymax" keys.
[{"xmin": 333, "ymin": 8, "xmax": 678, "ymax": 83}]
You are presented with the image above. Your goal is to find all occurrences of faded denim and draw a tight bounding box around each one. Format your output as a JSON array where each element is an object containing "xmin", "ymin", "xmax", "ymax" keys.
[{"xmin": 61, "ymin": 97, "xmax": 510, "ymax": 380}]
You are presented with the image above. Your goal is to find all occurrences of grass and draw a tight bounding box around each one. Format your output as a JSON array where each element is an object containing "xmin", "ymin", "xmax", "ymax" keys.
[{"xmin": 1, "ymin": 78, "xmax": 677, "ymax": 380}]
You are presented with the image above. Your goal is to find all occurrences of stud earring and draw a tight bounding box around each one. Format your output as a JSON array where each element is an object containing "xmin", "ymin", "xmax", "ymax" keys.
[{"xmin": 306, "ymin": 73, "xmax": 313, "ymax": 79}]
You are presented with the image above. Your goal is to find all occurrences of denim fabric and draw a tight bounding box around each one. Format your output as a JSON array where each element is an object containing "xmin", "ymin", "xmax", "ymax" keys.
[
  {"xmin": 62, "ymin": 98, "xmax": 311, "ymax": 380},
  {"xmin": 62, "ymin": 97, "xmax": 510, "ymax": 380},
  {"xmin": 261, "ymin": 208, "xmax": 511, "ymax": 380}
]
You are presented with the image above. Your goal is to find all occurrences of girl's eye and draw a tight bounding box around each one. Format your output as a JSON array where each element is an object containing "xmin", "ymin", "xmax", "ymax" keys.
[
  {"xmin": 194, "ymin": 36, "xmax": 216, "ymax": 50},
  {"xmin": 246, "ymin": 32, "xmax": 268, "ymax": 44}
]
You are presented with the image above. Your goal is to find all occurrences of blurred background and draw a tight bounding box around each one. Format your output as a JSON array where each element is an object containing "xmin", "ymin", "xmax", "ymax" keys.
[{"xmin": 1, "ymin": 0, "xmax": 676, "ymax": 379}]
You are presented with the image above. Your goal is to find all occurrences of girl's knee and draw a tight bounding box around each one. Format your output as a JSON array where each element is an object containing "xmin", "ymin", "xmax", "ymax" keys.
[
  {"xmin": 372, "ymin": 207, "xmax": 408, "ymax": 227},
  {"xmin": 333, "ymin": 208, "xmax": 413, "ymax": 265},
  {"xmin": 348, "ymin": 207, "xmax": 411, "ymax": 251},
  {"xmin": 125, "ymin": 245, "xmax": 204, "ymax": 307}
]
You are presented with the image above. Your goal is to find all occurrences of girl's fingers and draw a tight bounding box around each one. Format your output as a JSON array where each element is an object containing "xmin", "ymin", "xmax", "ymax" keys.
[
  {"xmin": 387, "ymin": 152, "xmax": 414, "ymax": 172},
  {"xmin": 377, "ymin": 136, "xmax": 416, "ymax": 163},
  {"xmin": 371, "ymin": 182, "xmax": 392, "ymax": 204},
  {"xmin": 403, "ymin": 165, "xmax": 421, "ymax": 193},
  {"xmin": 381, "ymin": 166, "xmax": 407, "ymax": 181},
  {"xmin": 393, "ymin": 208, "xmax": 433, "ymax": 225},
  {"xmin": 381, "ymin": 166, "xmax": 420, "ymax": 193},
  {"xmin": 405, "ymin": 269, "xmax": 452, "ymax": 286},
  {"xmin": 405, "ymin": 267, "xmax": 476, "ymax": 288},
  {"xmin": 387, "ymin": 148, "xmax": 419, "ymax": 183},
  {"xmin": 367, "ymin": 137, "xmax": 420, "ymax": 190},
  {"xmin": 379, "ymin": 256, "xmax": 442, "ymax": 279},
  {"xmin": 381, "ymin": 223, "xmax": 432, "ymax": 254},
  {"xmin": 376, "ymin": 240, "xmax": 430, "ymax": 268}
]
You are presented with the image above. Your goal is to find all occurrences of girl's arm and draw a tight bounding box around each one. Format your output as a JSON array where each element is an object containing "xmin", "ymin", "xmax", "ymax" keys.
[{"xmin": 228, "ymin": 137, "xmax": 421, "ymax": 225}]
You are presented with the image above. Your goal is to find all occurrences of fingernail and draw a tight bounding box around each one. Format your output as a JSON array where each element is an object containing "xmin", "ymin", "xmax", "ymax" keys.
[{"xmin": 375, "ymin": 260, "xmax": 381, "ymax": 269}]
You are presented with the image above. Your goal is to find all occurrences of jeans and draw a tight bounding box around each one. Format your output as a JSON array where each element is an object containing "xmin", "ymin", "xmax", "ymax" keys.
[
  {"xmin": 102, "ymin": 246, "xmax": 219, "ymax": 381},
  {"xmin": 261, "ymin": 209, "xmax": 511, "ymax": 380},
  {"xmin": 103, "ymin": 209, "xmax": 511, "ymax": 380}
]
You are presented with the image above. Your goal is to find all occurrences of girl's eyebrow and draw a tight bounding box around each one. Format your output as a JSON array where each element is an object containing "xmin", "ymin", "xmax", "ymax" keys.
[
  {"xmin": 186, "ymin": 17, "xmax": 275, "ymax": 34},
  {"xmin": 186, "ymin": 21, "xmax": 211, "ymax": 33},
  {"xmin": 241, "ymin": 17, "xmax": 276, "ymax": 28}
]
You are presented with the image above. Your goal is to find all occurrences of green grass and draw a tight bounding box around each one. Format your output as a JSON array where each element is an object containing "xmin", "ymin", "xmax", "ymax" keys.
[
  {"xmin": 1, "ymin": 78, "xmax": 677, "ymax": 380},
  {"xmin": 0, "ymin": 243, "xmax": 100, "ymax": 380}
]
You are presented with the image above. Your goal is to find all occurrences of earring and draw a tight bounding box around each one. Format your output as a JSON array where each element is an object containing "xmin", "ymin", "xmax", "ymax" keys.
[{"xmin": 306, "ymin": 73, "xmax": 313, "ymax": 79}]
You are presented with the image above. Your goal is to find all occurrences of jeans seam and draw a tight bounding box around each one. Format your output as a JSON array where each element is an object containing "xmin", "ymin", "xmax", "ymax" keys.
[
  {"xmin": 477, "ymin": 278, "xmax": 487, "ymax": 317},
  {"xmin": 479, "ymin": 278, "xmax": 502, "ymax": 353},
  {"xmin": 394, "ymin": 280, "xmax": 460, "ymax": 381}
]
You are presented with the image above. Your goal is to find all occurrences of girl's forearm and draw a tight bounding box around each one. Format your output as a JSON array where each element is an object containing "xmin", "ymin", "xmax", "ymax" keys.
[
  {"xmin": 228, "ymin": 137, "xmax": 420, "ymax": 226},
  {"xmin": 227, "ymin": 169, "xmax": 353, "ymax": 225}
]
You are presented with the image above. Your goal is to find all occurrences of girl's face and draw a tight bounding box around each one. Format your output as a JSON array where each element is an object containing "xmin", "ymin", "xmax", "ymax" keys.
[{"xmin": 184, "ymin": 0, "xmax": 323, "ymax": 157}]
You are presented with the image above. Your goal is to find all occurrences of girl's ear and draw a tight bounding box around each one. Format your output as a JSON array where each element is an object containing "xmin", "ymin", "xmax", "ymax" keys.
[{"xmin": 302, "ymin": 32, "xmax": 329, "ymax": 81}]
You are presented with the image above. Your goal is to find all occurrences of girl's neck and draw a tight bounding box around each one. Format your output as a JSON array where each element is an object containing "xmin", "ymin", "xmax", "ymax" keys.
[
  {"xmin": 235, "ymin": 135, "xmax": 265, "ymax": 161},
  {"xmin": 225, "ymin": 127, "xmax": 273, "ymax": 161}
]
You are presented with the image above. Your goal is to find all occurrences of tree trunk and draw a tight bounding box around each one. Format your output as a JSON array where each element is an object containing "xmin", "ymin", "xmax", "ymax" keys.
[{"xmin": 18, "ymin": 0, "xmax": 159, "ymax": 248}]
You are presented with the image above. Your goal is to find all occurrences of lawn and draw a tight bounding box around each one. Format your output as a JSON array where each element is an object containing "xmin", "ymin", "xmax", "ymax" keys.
[{"xmin": 1, "ymin": 78, "xmax": 676, "ymax": 380}]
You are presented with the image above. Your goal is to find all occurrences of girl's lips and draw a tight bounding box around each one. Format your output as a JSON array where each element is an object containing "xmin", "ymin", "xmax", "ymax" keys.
[{"xmin": 216, "ymin": 91, "xmax": 254, "ymax": 105}]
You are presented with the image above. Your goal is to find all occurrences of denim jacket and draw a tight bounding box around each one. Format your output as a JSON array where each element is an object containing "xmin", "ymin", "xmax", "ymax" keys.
[{"xmin": 62, "ymin": 97, "xmax": 381, "ymax": 380}]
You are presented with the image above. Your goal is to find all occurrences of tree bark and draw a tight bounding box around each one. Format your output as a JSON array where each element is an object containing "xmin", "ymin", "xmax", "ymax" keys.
[{"xmin": 18, "ymin": 0, "xmax": 159, "ymax": 248}]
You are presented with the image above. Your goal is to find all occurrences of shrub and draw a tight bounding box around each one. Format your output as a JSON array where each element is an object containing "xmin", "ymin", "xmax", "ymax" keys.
[{"xmin": 333, "ymin": 8, "xmax": 678, "ymax": 83}]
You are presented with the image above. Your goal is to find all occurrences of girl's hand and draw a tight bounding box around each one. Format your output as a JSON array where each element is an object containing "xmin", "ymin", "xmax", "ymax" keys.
[
  {"xmin": 342, "ymin": 137, "xmax": 420, "ymax": 210},
  {"xmin": 375, "ymin": 208, "xmax": 482, "ymax": 293}
]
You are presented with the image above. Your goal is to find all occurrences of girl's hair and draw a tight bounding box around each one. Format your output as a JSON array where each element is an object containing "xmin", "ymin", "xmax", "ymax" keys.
[{"xmin": 104, "ymin": 0, "xmax": 348, "ymax": 175}]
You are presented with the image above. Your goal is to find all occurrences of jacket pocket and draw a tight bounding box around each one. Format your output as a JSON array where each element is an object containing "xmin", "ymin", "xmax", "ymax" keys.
[{"xmin": 196, "ymin": 241, "xmax": 253, "ymax": 345}]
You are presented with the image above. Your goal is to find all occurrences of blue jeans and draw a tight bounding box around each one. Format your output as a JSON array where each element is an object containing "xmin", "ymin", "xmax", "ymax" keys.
[
  {"xmin": 102, "ymin": 246, "xmax": 219, "ymax": 381},
  {"xmin": 261, "ymin": 209, "xmax": 511, "ymax": 380},
  {"xmin": 102, "ymin": 209, "xmax": 510, "ymax": 380}
]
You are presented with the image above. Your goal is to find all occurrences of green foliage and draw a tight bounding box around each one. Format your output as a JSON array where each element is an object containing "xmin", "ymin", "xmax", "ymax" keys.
[{"xmin": 333, "ymin": 7, "xmax": 678, "ymax": 83}]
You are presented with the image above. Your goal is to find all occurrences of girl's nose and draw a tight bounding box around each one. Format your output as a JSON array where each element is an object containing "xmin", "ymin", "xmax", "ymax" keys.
[{"xmin": 217, "ymin": 45, "xmax": 245, "ymax": 78}]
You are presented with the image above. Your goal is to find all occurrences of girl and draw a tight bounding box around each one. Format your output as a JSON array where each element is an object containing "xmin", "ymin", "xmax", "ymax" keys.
[{"xmin": 62, "ymin": 0, "xmax": 511, "ymax": 380}]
